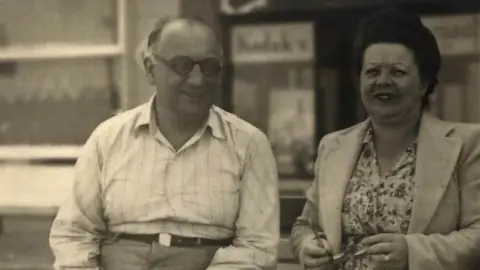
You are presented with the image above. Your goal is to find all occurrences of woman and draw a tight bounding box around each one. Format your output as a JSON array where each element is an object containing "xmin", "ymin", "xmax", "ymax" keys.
[{"xmin": 290, "ymin": 7, "xmax": 480, "ymax": 270}]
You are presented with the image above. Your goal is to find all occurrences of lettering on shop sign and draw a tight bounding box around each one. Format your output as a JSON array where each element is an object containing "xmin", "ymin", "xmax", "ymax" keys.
[
  {"xmin": 421, "ymin": 14, "xmax": 478, "ymax": 55},
  {"xmin": 231, "ymin": 23, "xmax": 314, "ymax": 63},
  {"xmin": 220, "ymin": 0, "xmax": 267, "ymax": 14}
]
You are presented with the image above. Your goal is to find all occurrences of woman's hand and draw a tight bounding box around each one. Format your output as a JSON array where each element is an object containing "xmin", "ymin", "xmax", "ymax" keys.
[
  {"xmin": 303, "ymin": 236, "xmax": 331, "ymax": 269},
  {"xmin": 360, "ymin": 233, "xmax": 408, "ymax": 268}
]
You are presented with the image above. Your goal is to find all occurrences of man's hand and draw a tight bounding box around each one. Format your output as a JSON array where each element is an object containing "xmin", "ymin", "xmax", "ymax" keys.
[
  {"xmin": 303, "ymin": 237, "xmax": 331, "ymax": 269},
  {"xmin": 361, "ymin": 233, "xmax": 408, "ymax": 268}
]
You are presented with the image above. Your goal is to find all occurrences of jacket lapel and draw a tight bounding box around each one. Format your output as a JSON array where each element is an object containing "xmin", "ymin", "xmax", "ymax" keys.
[
  {"xmin": 318, "ymin": 120, "xmax": 369, "ymax": 253},
  {"xmin": 408, "ymin": 113, "xmax": 462, "ymax": 233}
]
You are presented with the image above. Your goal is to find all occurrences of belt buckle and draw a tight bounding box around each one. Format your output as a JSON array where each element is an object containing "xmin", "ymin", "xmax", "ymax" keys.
[{"xmin": 158, "ymin": 233, "xmax": 171, "ymax": 247}]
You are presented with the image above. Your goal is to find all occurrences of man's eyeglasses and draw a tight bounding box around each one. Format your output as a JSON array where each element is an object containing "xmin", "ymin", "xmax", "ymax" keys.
[{"xmin": 151, "ymin": 54, "xmax": 223, "ymax": 77}]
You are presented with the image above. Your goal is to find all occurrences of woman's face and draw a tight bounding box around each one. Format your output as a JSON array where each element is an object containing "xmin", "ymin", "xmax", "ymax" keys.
[{"xmin": 360, "ymin": 43, "xmax": 427, "ymax": 126}]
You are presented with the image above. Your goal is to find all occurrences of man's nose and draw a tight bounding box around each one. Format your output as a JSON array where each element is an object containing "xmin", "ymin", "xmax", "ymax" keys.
[{"xmin": 186, "ymin": 65, "xmax": 203, "ymax": 86}]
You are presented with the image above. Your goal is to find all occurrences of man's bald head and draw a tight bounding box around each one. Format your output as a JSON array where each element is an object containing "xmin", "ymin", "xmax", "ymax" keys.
[{"xmin": 148, "ymin": 18, "xmax": 222, "ymax": 57}]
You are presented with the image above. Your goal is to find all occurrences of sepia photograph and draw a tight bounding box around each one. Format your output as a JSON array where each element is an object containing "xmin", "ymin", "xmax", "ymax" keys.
[{"xmin": 1, "ymin": 0, "xmax": 480, "ymax": 269}]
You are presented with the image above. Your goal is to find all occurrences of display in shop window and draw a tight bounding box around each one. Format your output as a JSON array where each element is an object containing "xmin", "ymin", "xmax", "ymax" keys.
[
  {"xmin": 268, "ymin": 88, "xmax": 315, "ymax": 177},
  {"xmin": 230, "ymin": 22, "xmax": 316, "ymax": 179}
]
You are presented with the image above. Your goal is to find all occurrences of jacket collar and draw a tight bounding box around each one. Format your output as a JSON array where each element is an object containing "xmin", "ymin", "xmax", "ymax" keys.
[{"xmin": 134, "ymin": 95, "xmax": 226, "ymax": 140}]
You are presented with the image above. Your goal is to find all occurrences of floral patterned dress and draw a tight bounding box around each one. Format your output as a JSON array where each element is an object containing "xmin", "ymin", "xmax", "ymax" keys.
[{"xmin": 339, "ymin": 128, "xmax": 417, "ymax": 269}]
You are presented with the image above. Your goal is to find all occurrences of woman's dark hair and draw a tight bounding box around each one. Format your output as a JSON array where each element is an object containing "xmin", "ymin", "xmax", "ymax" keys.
[{"xmin": 351, "ymin": 7, "xmax": 441, "ymax": 109}]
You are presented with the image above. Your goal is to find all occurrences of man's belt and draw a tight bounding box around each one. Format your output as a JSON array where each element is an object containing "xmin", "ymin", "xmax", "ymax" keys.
[{"xmin": 117, "ymin": 233, "xmax": 233, "ymax": 247}]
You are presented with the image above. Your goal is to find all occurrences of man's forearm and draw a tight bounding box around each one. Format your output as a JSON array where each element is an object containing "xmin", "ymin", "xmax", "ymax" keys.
[{"xmin": 50, "ymin": 217, "xmax": 103, "ymax": 269}]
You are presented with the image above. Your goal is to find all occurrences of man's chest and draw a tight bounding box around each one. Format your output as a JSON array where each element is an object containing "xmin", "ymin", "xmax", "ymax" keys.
[
  {"xmin": 103, "ymin": 142, "xmax": 242, "ymax": 187},
  {"xmin": 98, "ymin": 139, "xmax": 245, "ymax": 220}
]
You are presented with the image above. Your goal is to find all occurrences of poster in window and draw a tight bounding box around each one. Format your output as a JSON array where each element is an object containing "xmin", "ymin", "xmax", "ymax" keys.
[{"xmin": 268, "ymin": 88, "xmax": 315, "ymax": 177}]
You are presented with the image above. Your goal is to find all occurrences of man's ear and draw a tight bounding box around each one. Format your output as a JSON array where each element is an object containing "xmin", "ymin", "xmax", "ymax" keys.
[{"xmin": 144, "ymin": 58, "xmax": 155, "ymax": 85}]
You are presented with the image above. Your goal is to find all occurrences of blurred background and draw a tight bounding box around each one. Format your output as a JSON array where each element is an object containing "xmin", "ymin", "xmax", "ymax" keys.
[{"xmin": 1, "ymin": 0, "xmax": 480, "ymax": 269}]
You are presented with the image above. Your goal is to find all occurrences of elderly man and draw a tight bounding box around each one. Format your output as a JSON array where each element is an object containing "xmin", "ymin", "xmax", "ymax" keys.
[{"xmin": 49, "ymin": 17, "xmax": 279, "ymax": 270}]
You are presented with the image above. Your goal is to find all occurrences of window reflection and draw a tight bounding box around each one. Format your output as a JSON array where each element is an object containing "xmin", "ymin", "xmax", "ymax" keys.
[{"xmin": 230, "ymin": 23, "xmax": 316, "ymax": 182}]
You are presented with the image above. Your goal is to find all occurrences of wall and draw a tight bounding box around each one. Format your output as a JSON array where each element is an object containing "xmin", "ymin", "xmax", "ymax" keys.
[
  {"xmin": 0, "ymin": 0, "xmax": 180, "ymax": 144},
  {"xmin": 0, "ymin": 0, "xmax": 117, "ymax": 144}
]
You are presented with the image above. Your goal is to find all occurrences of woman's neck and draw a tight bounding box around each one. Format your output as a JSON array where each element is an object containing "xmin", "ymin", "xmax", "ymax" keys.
[{"xmin": 371, "ymin": 118, "xmax": 420, "ymax": 157}]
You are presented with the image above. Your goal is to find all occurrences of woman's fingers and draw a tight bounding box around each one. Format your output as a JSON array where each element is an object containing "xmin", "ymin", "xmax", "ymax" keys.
[
  {"xmin": 304, "ymin": 254, "xmax": 331, "ymax": 268},
  {"xmin": 303, "ymin": 238, "xmax": 331, "ymax": 268},
  {"xmin": 366, "ymin": 242, "xmax": 393, "ymax": 254},
  {"xmin": 304, "ymin": 240, "xmax": 329, "ymax": 257}
]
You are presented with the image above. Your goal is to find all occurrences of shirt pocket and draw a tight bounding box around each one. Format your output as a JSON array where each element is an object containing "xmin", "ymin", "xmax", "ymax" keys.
[
  {"xmin": 177, "ymin": 165, "xmax": 241, "ymax": 227},
  {"xmin": 102, "ymin": 171, "xmax": 166, "ymax": 223}
]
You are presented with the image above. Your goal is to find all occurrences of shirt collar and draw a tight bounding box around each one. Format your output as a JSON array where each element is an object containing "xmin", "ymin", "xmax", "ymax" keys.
[
  {"xmin": 134, "ymin": 95, "xmax": 226, "ymax": 140},
  {"xmin": 361, "ymin": 124, "xmax": 418, "ymax": 153},
  {"xmin": 205, "ymin": 106, "xmax": 226, "ymax": 140},
  {"xmin": 134, "ymin": 95, "xmax": 155, "ymax": 131}
]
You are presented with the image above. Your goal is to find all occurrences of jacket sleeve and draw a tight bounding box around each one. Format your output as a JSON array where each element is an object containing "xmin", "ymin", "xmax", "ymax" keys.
[
  {"xmin": 290, "ymin": 138, "xmax": 330, "ymax": 268},
  {"xmin": 405, "ymin": 127, "xmax": 480, "ymax": 269}
]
